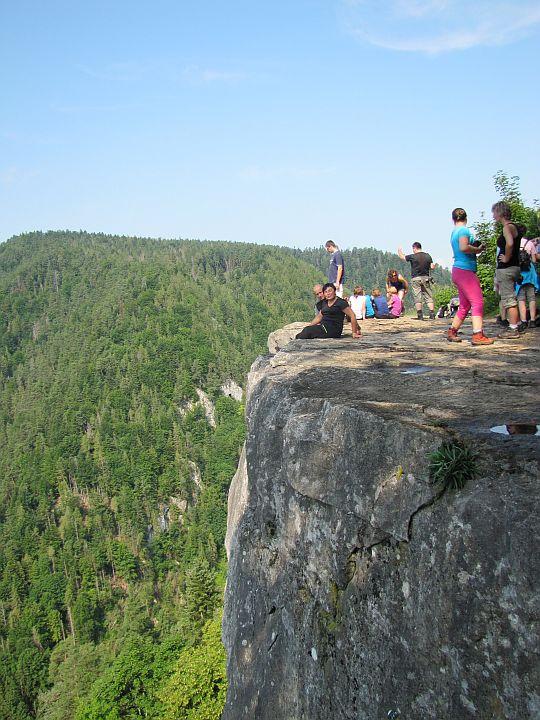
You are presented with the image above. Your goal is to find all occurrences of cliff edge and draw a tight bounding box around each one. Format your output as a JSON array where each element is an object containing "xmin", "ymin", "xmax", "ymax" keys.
[{"xmin": 223, "ymin": 319, "xmax": 540, "ymax": 720}]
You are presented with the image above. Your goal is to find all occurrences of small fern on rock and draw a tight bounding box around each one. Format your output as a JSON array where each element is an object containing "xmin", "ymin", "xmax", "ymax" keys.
[{"xmin": 429, "ymin": 441, "xmax": 478, "ymax": 491}]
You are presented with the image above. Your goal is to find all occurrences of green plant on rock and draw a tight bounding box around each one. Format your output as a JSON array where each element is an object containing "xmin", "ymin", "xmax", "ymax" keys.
[{"xmin": 429, "ymin": 442, "xmax": 478, "ymax": 491}]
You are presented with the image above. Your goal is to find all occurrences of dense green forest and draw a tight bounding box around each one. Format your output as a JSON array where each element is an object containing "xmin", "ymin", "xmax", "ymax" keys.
[
  {"xmin": 0, "ymin": 231, "xmax": 325, "ymax": 720},
  {"xmin": 0, "ymin": 231, "xmax": 453, "ymax": 719}
]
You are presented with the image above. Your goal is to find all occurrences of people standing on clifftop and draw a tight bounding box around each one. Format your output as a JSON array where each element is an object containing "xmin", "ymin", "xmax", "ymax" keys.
[
  {"xmin": 325, "ymin": 241, "xmax": 345, "ymax": 298},
  {"xmin": 447, "ymin": 208, "xmax": 494, "ymax": 345},
  {"xmin": 398, "ymin": 242, "xmax": 436, "ymax": 320},
  {"xmin": 493, "ymin": 201, "xmax": 524, "ymax": 340},
  {"xmin": 296, "ymin": 283, "xmax": 361, "ymax": 339}
]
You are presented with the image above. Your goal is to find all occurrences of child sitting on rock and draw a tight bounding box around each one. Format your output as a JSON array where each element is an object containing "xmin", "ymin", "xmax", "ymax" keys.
[
  {"xmin": 387, "ymin": 287, "xmax": 403, "ymax": 318},
  {"xmin": 372, "ymin": 288, "xmax": 391, "ymax": 319}
]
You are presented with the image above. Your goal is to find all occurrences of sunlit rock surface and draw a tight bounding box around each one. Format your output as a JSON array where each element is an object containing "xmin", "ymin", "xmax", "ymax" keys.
[{"xmin": 223, "ymin": 318, "xmax": 540, "ymax": 720}]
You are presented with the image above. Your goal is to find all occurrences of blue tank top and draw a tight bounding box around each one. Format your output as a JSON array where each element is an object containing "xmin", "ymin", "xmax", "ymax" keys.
[
  {"xmin": 365, "ymin": 296, "xmax": 375, "ymax": 317},
  {"xmin": 451, "ymin": 226, "xmax": 477, "ymax": 272}
]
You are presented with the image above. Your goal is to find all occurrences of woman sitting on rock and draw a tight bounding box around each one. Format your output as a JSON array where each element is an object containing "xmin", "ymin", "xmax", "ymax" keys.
[{"xmin": 296, "ymin": 283, "xmax": 361, "ymax": 339}]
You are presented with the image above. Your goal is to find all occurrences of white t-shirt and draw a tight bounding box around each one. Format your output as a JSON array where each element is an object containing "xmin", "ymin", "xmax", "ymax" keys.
[{"xmin": 349, "ymin": 294, "xmax": 366, "ymax": 319}]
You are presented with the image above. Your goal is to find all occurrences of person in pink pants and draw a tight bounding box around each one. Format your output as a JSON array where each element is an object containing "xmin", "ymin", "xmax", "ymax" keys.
[{"xmin": 447, "ymin": 208, "xmax": 494, "ymax": 345}]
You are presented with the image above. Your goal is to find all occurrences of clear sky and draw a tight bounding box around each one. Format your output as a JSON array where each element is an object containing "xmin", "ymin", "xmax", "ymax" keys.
[{"xmin": 1, "ymin": 0, "xmax": 538, "ymax": 267}]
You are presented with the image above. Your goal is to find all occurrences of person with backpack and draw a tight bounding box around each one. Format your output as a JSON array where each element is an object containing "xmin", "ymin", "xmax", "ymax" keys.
[
  {"xmin": 446, "ymin": 208, "xmax": 494, "ymax": 345},
  {"xmin": 516, "ymin": 236, "xmax": 538, "ymax": 330},
  {"xmin": 493, "ymin": 201, "xmax": 525, "ymax": 339}
]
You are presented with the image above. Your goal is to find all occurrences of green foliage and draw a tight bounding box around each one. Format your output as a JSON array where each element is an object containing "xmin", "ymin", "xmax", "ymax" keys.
[
  {"xmin": 433, "ymin": 285, "xmax": 457, "ymax": 309},
  {"xmin": 429, "ymin": 442, "xmax": 478, "ymax": 491},
  {"xmin": 75, "ymin": 635, "xmax": 163, "ymax": 720},
  {"xmin": 159, "ymin": 614, "xmax": 227, "ymax": 720},
  {"xmin": 185, "ymin": 559, "xmax": 218, "ymax": 627},
  {"xmin": 0, "ymin": 229, "xmax": 456, "ymax": 717}
]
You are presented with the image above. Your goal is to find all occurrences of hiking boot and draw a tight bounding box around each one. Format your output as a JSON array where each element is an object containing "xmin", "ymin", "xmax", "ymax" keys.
[
  {"xmin": 471, "ymin": 332, "xmax": 494, "ymax": 346},
  {"xmin": 447, "ymin": 327, "xmax": 462, "ymax": 343},
  {"xmin": 414, "ymin": 312, "xmax": 424, "ymax": 320},
  {"xmin": 495, "ymin": 317, "xmax": 509, "ymax": 327},
  {"xmin": 517, "ymin": 321, "xmax": 528, "ymax": 333},
  {"xmin": 497, "ymin": 327, "xmax": 520, "ymax": 339},
  {"xmin": 529, "ymin": 320, "xmax": 538, "ymax": 329},
  {"xmin": 429, "ymin": 311, "xmax": 435, "ymax": 320}
]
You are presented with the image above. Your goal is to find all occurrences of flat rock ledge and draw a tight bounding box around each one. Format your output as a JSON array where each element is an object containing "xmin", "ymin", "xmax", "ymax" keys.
[{"xmin": 223, "ymin": 317, "xmax": 540, "ymax": 720}]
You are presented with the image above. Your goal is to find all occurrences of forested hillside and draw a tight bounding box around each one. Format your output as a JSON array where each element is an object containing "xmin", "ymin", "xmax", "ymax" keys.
[
  {"xmin": 0, "ymin": 231, "xmax": 323, "ymax": 720},
  {"xmin": 0, "ymin": 231, "xmax": 451, "ymax": 719}
]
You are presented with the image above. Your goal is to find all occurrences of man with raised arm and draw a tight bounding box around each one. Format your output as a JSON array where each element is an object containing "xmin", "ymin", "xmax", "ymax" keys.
[{"xmin": 398, "ymin": 242, "xmax": 436, "ymax": 320}]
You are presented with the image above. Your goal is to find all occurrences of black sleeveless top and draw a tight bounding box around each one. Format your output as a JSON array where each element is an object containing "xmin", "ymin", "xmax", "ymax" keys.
[{"xmin": 497, "ymin": 223, "xmax": 523, "ymax": 269}]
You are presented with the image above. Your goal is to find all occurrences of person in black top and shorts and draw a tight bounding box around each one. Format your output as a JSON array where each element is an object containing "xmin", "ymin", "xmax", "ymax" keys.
[
  {"xmin": 493, "ymin": 201, "xmax": 524, "ymax": 339},
  {"xmin": 398, "ymin": 242, "xmax": 436, "ymax": 320},
  {"xmin": 296, "ymin": 283, "xmax": 361, "ymax": 339}
]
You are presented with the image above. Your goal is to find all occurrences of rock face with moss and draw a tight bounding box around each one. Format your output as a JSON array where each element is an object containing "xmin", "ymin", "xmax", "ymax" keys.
[{"xmin": 222, "ymin": 319, "xmax": 540, "ymax": 720}]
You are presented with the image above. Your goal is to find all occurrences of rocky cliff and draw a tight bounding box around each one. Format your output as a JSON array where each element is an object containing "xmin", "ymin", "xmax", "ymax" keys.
[{"xmin": 223, "ymin": 319, "xmax": 540, "ymax": 720}]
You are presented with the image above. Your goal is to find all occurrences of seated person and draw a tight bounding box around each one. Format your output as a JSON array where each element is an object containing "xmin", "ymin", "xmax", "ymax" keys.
[
  {"xmin": 364, "ymin": 292, "xmax": 375, "ymax": 318},
  {"xmin": 296, "ymin": 283, "xmax": 361, "ymax": 339},
  {"xmin": 386, "ymin": 269, "xmax": 408, "ymax": 315},
  {"xmin": 371, "ymin": 288, "xmax": 391, "ymax": 318},
  {"xmin": 349, "ymin": 286, "xmax": 367, "ymax": 320},
  {"xmin": 387, "ymin": 287, "xmax": 403, "ymax": 317},
  {"xmin": 313, "ymin": 283, "xmax": 325, "ymax": 315}
]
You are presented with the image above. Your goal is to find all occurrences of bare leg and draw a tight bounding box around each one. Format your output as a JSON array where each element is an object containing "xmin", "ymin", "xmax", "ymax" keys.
[{"xmin": 507, "ymin": 306, "xmax": 519, "ymax": 327}]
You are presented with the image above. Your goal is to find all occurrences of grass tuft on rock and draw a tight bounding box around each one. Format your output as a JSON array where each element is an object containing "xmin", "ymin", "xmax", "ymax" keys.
[{"xmin": 429, "ymin": 441, "xmax": 478, "ymax": 491}]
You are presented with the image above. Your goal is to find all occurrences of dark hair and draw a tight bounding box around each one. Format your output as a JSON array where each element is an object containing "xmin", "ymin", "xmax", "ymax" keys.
[
  {"xmin": 387, "ymin": 269, "xmax": 398, "ymax": 280},
  {"xmin": 325, "ymin": 240, "xmax": 337, "ymax": 249},
  {"xmin": 452, "ymin": 207, "xmax": 467, "ymax": 222},
  {"xmin": 322, "ymin": 282, "xmax": 336, "ymax": 293},
  {"xmin": 492, "ymin": 201, "xmax": 512, "ymax": 220},
  {"xmin": 412, "ymin": 242, "xmax": 422, "ymax": 250}
]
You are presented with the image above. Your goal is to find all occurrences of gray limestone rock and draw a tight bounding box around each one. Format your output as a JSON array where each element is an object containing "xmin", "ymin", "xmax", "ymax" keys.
[
  {"xmin": 223, "ymin": 318, "xmax": 540, "ymax": 720},
  {"xmin": 267, "ymin": 322, "xmax": 308, "ymax": 353}
]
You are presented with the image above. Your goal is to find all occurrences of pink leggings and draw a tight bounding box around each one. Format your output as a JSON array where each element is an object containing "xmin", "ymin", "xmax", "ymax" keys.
[{"xmin": 452, "ymin": 267, "xmax": 484, "ymax": 320}]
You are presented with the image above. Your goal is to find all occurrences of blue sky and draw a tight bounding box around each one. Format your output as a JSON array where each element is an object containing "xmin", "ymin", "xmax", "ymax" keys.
[{"xmin": 1, "ymin": 0, "xmax": 538, "ymax": 267}]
